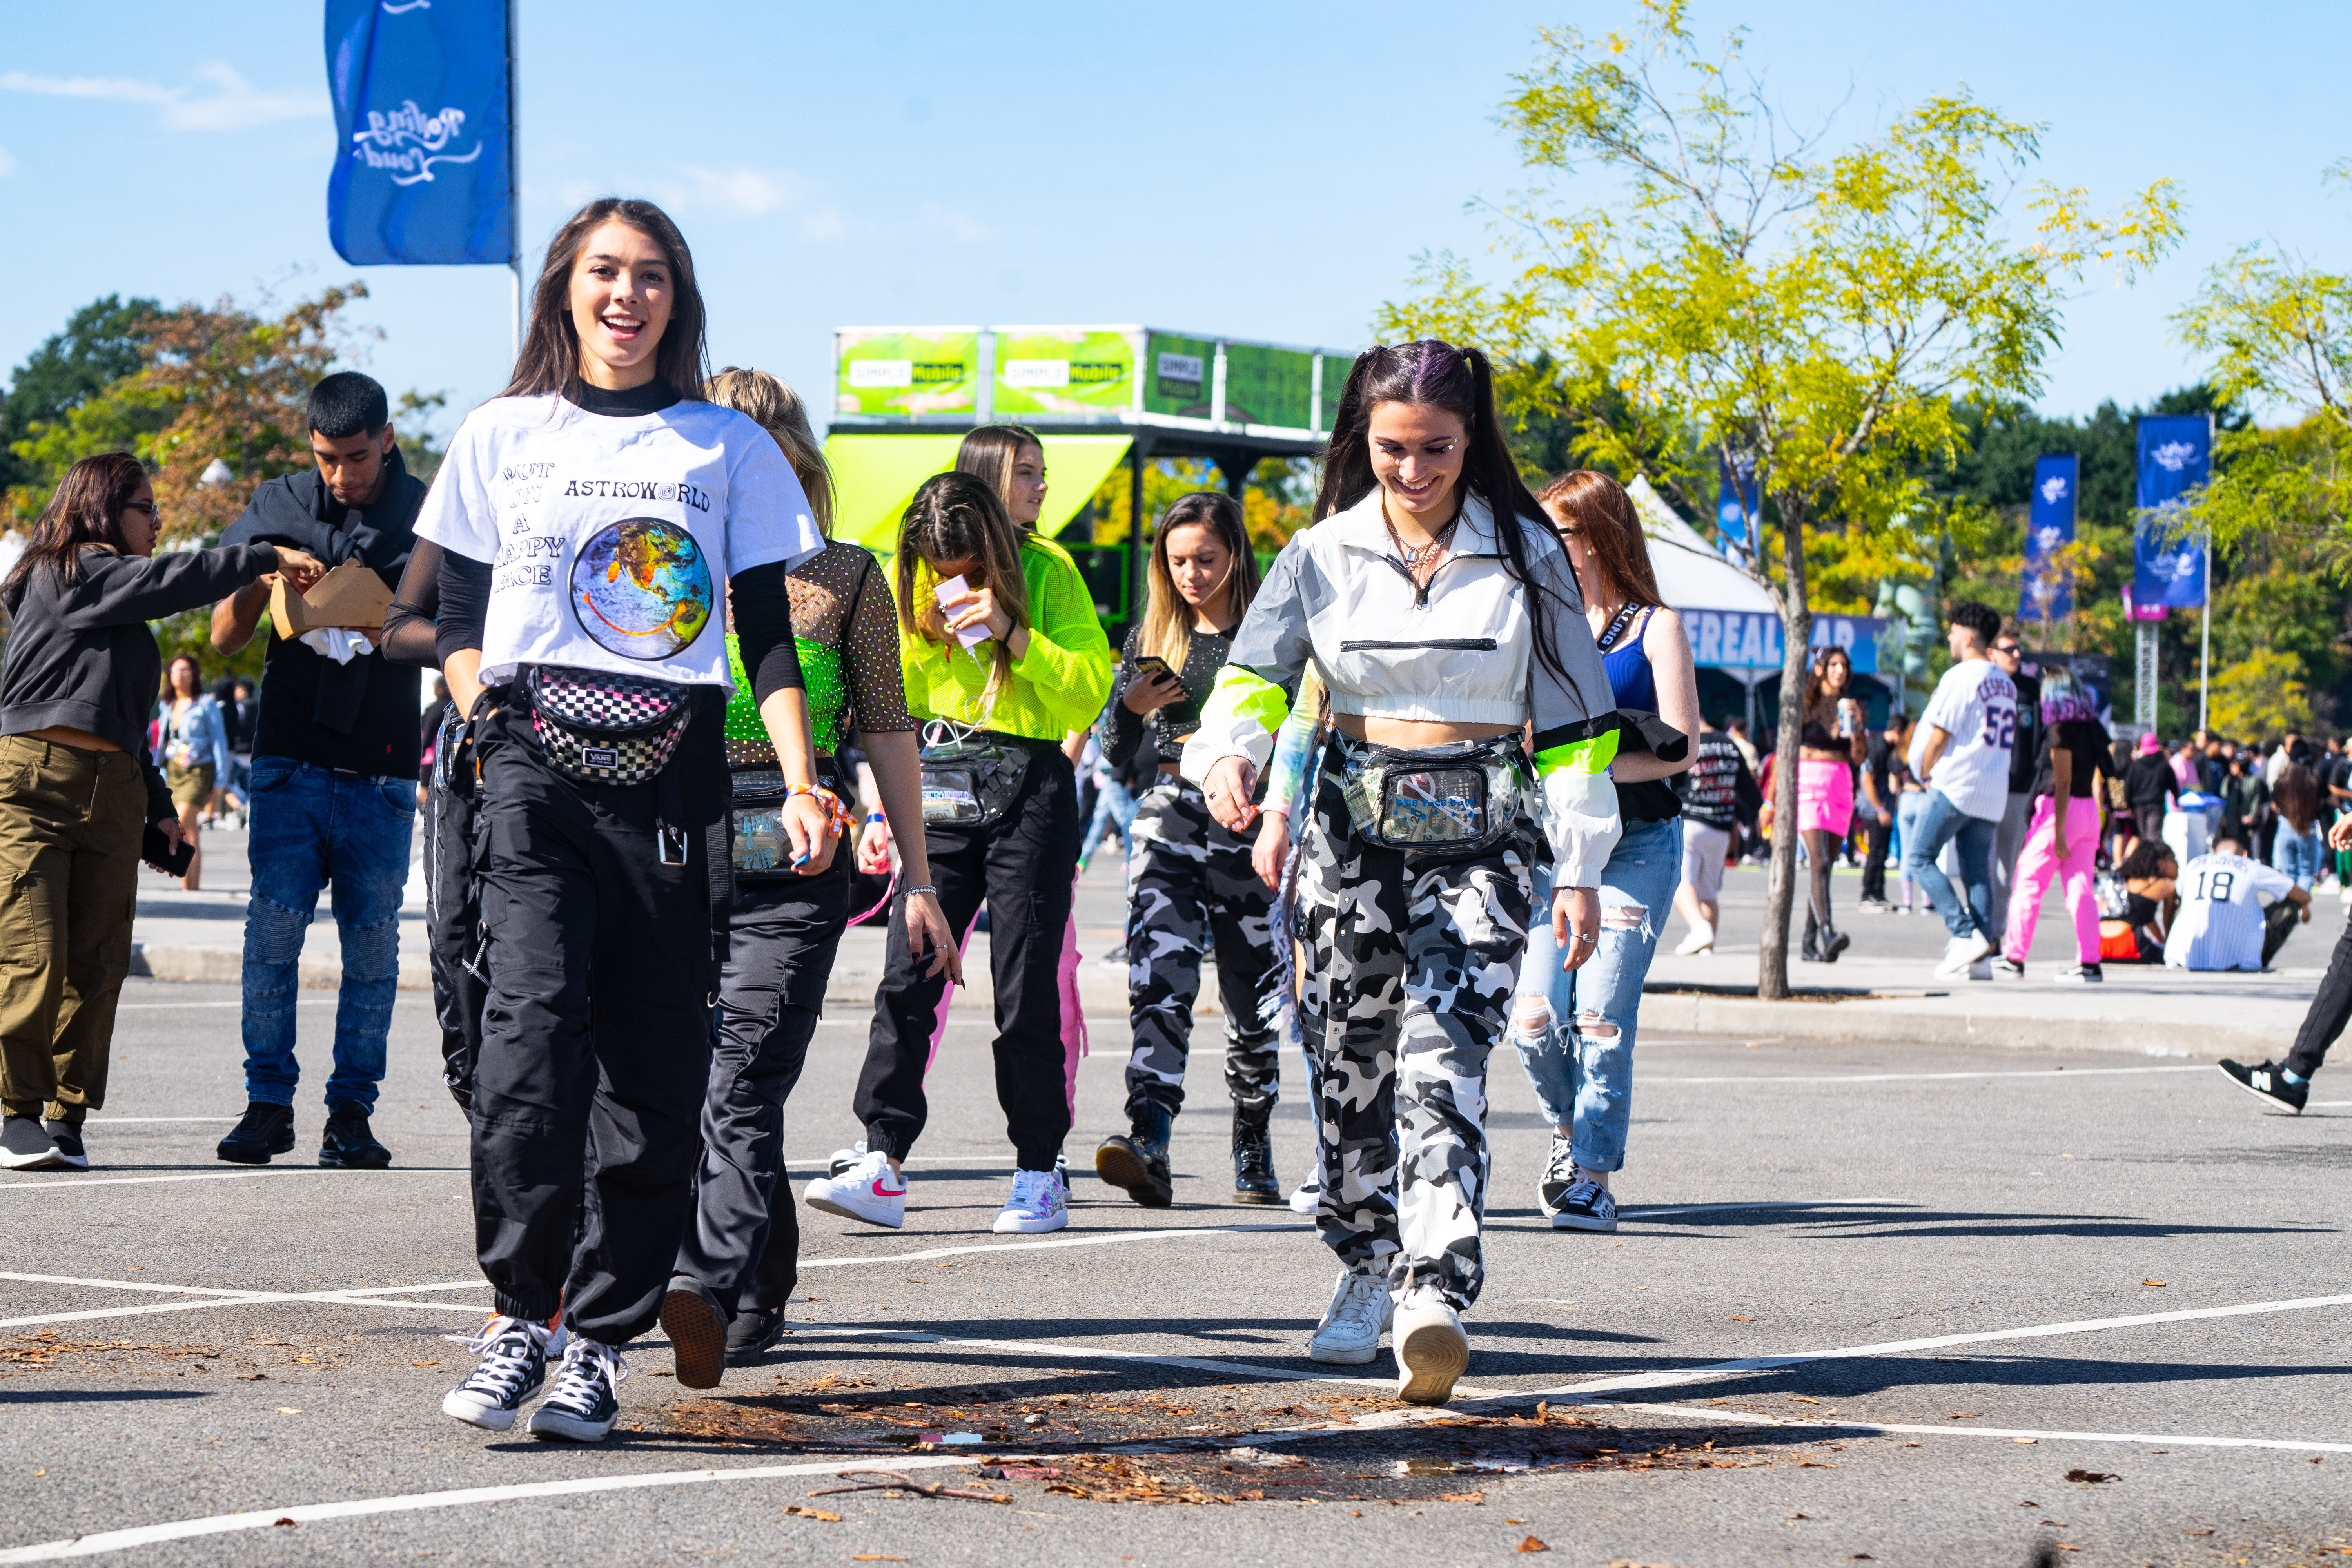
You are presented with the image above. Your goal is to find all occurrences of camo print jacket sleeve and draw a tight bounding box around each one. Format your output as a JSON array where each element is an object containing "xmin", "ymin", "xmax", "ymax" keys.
[{"xmin": 1182, "ymin": 493, "xmax": 1624, "ymax": 887}]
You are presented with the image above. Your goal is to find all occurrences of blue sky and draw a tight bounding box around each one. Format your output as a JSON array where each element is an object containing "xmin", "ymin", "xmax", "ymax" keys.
[{"xmin": 3, "ymin": 1, "xmax": 2343, "ymax": 444}]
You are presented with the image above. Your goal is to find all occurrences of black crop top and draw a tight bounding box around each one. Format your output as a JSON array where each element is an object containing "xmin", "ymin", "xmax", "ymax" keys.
[{"xmin": 1101, "ymin": 624, "xmax": 1231, "ymax": 767}]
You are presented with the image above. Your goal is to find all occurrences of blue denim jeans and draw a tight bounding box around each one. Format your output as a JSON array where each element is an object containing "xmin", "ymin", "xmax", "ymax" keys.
[
  {"xmin": 1083, "ymin": 775, "xmax": 1138, "ymax": 867},
  {"xmin": 1901, "ymin": 788, "xmax": 1998, "ymax": 940},
  {"xmin": 239, "ymin": 757, "xmax": 416, "ymax": 1109},
  {"xmin": 1510, "ymin": 815, "xmax": 1683, "ymax": 1172},
  {"xmin": 2274, "ymin": 824, "xmax": 2323, "ymax": 890}
]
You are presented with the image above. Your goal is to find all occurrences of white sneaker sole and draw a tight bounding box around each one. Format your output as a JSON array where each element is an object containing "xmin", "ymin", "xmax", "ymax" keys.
[
  {"xmin": 2219, "ymin": 1066, "xmax": 2302, "ymax": 1115},
  {"xmin": 526, "ymin": 1405, "xmax": 614, "ymax": 1442},
  {"xmin": 0, "ymin": 1145, "xmax": 68, "ymax": 1171},
  {"xmin": 805, "ymin": 1188, "xmax": 905, "ymax": 1229},
  {"xmin": 442, "ymin": 1388, "xmax": 527, "ymax": 1432},
  {"xmin": 1549, "ymin": 1209, "xmax": 1617, "ymax": 1232},
  {"xmin": 1394, "ymin": 1314, "xmax": 1469, "ymax": 1405},
  {"xmin": 991, "ymin": 1208, "xmax": 1069, "ymax": 1234},
  {"xmin": 1307, "ymin": 1338, "xmax": 1381, "ymax": 1366},
  {"xmin": 1288, "ymin": 1187, "xmax": 1320, "ymax": 1216}
]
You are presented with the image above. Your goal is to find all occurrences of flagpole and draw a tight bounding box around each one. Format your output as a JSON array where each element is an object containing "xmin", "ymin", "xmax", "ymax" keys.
[{"xmin": 507, "ymin": 0, "xmax": 522, "ymax": 366}]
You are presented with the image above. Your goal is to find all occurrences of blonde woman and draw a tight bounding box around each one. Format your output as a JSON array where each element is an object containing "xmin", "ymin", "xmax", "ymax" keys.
[
  {"xmin": 659, "ymin": 369, "xmax": 957, "ymax": 1382},
  {"xmin": 1092, "ymin": 492, "xmax": 1283, "ymax": 1208}
]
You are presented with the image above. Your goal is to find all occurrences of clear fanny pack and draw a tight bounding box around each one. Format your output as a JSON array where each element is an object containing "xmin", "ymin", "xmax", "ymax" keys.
[
  {"xmin": 1334, "ymin": 733, "xmax": 1532, "ymax": 855},
  {"xmin": 918, "ymin": 719, "xmax": 1033, "ymax": 829}
]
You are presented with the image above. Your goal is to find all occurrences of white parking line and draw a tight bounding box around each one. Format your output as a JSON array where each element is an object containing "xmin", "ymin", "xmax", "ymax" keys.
[
  {"xmin": 1578, "ymin": 1398, "xmax": 2352, "ymax": 1456},
  {"xmin": 789, "ymin": 1322, "xmax": 1411, "ymax": 1391},
  {"xmin": 1641, "ymin": 1065, "xmax": 2214, "ymax": 1085},
  {"xmin": 0, "ymin": 1168, "xmax": 466, "ymax": 1193},
  {"xmin": 799, "ymin": 1222, "xmax": 1308, "ymax": 1269}
]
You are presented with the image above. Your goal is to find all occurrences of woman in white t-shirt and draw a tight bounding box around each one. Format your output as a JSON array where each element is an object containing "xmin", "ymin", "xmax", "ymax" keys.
[{"xmin": 416, "ymin": 198, "xmax": 848, "ymax": 1445}]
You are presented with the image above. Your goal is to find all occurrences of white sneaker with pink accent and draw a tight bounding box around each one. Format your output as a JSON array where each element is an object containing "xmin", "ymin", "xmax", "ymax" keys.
[{"xmin": 804, "ymin": 1149, "xmax": 907, "ymax": 1229}]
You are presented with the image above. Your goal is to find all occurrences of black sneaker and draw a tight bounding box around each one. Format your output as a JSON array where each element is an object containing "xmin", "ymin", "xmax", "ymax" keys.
[
  {"xmin": 2218, "ymin": 1059, "xmax": 2308, "ymax": 1115},
  {"xmin": 0, "ymin": 1115, "xmax": 66, "ymax": 1171},
  {"xmin": 1995, "ymin": 957, "xmax": 2025, "ymax": 978},
  {"xmin": 724, "ymin": 1307, "xmax": 785, "ymax": 1366},
  {"xmin": 659, "ymin": 1276, "xmax": 727, "ymax": 1390},
  {"xmin": 318, "ymin": 1100, "xmax": 391, "ymax": 1169},
  {"xmin": 441, "ymin": 1315, "xmax": 560, "ymax": 1432},
  {"xmin": 41, "ymin": 1120, "xmax": 87, "ymax": 1171},
  {"xmin": 1536, "ymin": 1133, "xmax": 1577, "ymax": 1214},
  {"xmin": 2056, "ymin": 963, "xmax": 2103, "ymax": 984},
  {"xmin": 216, "ymin": 1102, "xmax": 295, "ymax": 1165},
  {"xmin": 528, "ymin": 1338, "xmax": 626, "ymax": 1441}
]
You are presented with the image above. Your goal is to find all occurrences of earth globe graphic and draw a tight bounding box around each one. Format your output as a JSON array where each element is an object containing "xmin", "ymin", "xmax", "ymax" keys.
[{"xmin": 569, "ymin": 518, "xmax": 713, "ymax": 660}]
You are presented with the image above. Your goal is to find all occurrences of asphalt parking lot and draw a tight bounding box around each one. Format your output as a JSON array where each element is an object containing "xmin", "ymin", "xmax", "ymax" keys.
[{"xmin": 2, "ymin": 974, "xmax": 2347, "ymax": 1567}]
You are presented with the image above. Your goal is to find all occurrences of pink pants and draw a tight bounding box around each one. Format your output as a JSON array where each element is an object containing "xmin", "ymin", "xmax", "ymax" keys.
[
  {"xmin": 2002, "ymin": 795, "xmax": 2100, "ymax": 965},
  {"xmin": 926, "ymin": 876, "xmax": 1088, "ymax": 1120}
]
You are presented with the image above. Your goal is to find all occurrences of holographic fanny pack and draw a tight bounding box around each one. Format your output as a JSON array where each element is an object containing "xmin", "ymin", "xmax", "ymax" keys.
[{"xmin": 1333, "ymin": 732, "xmax": 1531, "ymax": 856}]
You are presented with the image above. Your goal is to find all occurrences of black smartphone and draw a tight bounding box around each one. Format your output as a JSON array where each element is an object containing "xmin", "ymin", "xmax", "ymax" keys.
[
  {"xmin": 143, "ymin": 822, "xmax": 195, "ymax": 878},
  {"xmin": 1131, "ymin": 655, "xmax": 1176, "ymax": 682}
]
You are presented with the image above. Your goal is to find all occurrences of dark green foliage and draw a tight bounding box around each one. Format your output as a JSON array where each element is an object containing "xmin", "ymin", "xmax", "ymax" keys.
[{"xmin": 0, "ymin": 296, "xmax": 161, "ymax": 491}]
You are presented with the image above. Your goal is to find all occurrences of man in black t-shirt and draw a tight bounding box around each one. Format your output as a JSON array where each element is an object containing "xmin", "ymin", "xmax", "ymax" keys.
[{"xmin": 207, "ymin": 373, "xmax": 425, "ymax": 1171}]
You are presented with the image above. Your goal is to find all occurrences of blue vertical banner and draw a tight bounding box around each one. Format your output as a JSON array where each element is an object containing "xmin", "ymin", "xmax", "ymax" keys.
[
  {"xmin": 2022, "ymin": 452, "xmax": 2077, "ymax": 623},
  {"xmin": 2133, "ymin": 414, "xmax": 2211, "ymax": 610},
  {"xmin": 325, "ymin": 0, "xmax": 514, "ymax": 266},
  {"xmin": 1715, "ymin": 451, "xmax": 1758, "ymax": 561}
]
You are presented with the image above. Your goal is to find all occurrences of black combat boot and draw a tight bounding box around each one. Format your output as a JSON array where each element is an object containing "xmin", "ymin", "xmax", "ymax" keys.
[
  {"xmin": 1095, "ymin": 1104, "xmax": 1174, "ymax": 1207},
  {"xmin": 1231, "ymin": 1100, "xmax": 1281, "ymax": 1205}
]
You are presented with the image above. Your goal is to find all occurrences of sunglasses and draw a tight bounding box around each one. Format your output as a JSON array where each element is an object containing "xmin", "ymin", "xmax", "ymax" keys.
[{"xmin": 122, "ymin": 501, "xmax": 159, "ymax": 518}]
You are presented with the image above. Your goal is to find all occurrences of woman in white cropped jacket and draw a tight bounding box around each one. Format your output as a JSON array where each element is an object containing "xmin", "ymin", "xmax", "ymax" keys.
[{"xmin": 1187, "ymin": 339, "xmax": 1622, "ymax": 1405}]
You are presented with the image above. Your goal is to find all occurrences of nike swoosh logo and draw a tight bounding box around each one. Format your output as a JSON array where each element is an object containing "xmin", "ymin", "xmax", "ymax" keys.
[{"xmin": 871, "ymin": 1178, "xmax": 904, "ymax": 1198}]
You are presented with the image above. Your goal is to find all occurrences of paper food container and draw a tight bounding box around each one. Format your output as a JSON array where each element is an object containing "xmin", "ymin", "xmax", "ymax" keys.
[{"xmin": 269, "ymin": 559, "xmax": 393, "ymax": 639}]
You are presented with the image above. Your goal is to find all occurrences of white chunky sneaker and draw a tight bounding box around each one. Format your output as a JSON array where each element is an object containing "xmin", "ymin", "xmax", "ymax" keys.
[
  {"xmin": 1288, "ymin": 1176, "xmax": 1321, "ymax": 1216},
  {"xmin": 526, "ymin": 1336, "xmax": 627, "ymax": 1442},
  {"xmin": 804, "ymin": 1149, "xmax": 907, "ymax": 1229},
  {"xmin": 1306, "ymin": 1270, "xmax": 1393, "ymax": 1365},
  {"xmin": 1934, "ymin": 933, "xmax": 1994, "ymax": 977},
  {"xmin": 826, "ymin": 1138, "xmax": 867, "ymax": 1178},
  {"xmin": 992, "ymin": 1168, "xmax": 1069, "ymax": 1234},
  {"xmin": 441, "ymin": 1315, "xmax": 563, "ymax": 1432},
  {"xmin": 1673, "ymin": 922, "xmax": 1715, "ymax": 955},
  {"xmin": 1392, "ymin": 1287, "xmax": 1470, "ymax": 1406}
]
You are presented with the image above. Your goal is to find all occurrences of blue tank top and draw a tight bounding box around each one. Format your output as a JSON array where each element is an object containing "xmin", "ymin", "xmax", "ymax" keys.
[{"xmin": 1599, "ymin": 607, "xmax": 1657, "ymax": 712}]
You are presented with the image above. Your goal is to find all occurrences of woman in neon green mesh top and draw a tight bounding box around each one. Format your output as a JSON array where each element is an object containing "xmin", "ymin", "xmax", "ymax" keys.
[{"xmin": 660, "ymin": 370, "xmax": 959, "ymax": 1380}]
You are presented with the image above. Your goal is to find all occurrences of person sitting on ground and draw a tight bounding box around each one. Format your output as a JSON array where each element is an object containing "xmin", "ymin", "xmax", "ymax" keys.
[
  {"xmin": 2098, "ymin": 839, "xmax": 2177, "ymax": 965},
  {"xmin": 2164, "ymin": 835, "xmax": 2309, "ymax": 973}
]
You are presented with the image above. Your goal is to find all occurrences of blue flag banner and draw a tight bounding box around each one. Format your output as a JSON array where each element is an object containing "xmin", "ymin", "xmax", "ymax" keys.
[
  {"xmin": 2023, "ymin": 452, "xmax": 2077, "ymax": 622},
  {"xmin": 1715, "ymin": 452, "xmax": 1758, "ymax": 559},
  {"xmin": 325, "ymin": 0, "xmax": 514, "ymax": 266},
  {"xmin": 2133, "ymin": 414, "xmax": 2210, "ymax": 611}
]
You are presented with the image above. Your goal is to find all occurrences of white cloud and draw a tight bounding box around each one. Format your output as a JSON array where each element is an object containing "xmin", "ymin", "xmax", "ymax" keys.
[
  {"xmin": 0, "ymin": 146, "xmax": 15, "ymax": 177},
  {"xmin": 664, "ymin": 166, "xmax": 809, "ymax": 217},
  {"xmin": 0, "ymin": 63, "xmax": 325, "ymax": 131},
  {"xmin": 921, "ymin": 202, "xmax": 996, "ymax": 243}
]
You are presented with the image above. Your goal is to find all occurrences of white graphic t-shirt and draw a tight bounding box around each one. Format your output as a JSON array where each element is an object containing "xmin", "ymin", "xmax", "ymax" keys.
[
  {"xmin": 415, "ymin": 393, "xmax": 823, "ymax": 688},
  {"xmin": 1910, "ymin": 658, "xmax": 2017, "ymax": 822},
  {"xmin": 2165, "ymin": 851, "xmax": 2295, "ymax": 972}
]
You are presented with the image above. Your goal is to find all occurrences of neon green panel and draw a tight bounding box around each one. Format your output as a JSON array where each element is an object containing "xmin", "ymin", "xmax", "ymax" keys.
[
  {"xmin": 824, "ymin": 434, "xmax": 968, "ymax": 552},
  {"xmin": 835, "ymin": 329, "xmax": 981, "ymax": 418},
  {"xmin": 1534, "ymin": 728, "xmax": 1621, "ymax": 777},
  {"xmin": 1033, "ymin": 436, "xmax": 1134, "ymax": 539}
]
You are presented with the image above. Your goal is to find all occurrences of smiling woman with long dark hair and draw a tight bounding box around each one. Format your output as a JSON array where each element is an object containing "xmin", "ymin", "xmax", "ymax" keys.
[
  {"xmin": 417, "ymin": 196, "xmax": 838, "ymax": 1441},
  {"xmin": 0, "ymin": 453, "xmax": 317, "ymax": 1172},
  {"xmin": 1187, "ymin": 339, "xmax": 1622, "ymax": 1405}
]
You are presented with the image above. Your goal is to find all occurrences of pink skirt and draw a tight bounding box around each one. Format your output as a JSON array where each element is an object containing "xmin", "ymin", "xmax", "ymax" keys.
[{"xmin": 1797, "ymin": 757, "xmax": 1854, "ymax": 836}]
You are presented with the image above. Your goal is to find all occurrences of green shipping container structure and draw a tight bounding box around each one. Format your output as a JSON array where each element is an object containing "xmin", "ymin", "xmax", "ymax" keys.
[{"xmin": 828, "ymin": 323, "xmax": 1355, "ymax": 642}]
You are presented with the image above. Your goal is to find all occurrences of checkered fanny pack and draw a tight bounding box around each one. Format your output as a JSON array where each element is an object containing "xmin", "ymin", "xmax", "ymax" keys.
[{"xmin": 521, "ymin": 664, "xmax": 691, "ymax": 787}]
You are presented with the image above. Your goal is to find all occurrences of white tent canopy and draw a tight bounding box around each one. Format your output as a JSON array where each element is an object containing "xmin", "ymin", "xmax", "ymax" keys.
[{"xmin": 1625, "ymin": 474, "xmax": 1775, "ymax": 613}]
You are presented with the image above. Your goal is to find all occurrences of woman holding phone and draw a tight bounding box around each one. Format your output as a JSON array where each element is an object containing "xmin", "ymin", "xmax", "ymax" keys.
[
  {"xmin": 1190, "ymin": 340, "xmax": 1622, "ymax": 1404},
  {"xmin": 802, "ymin": 471, "xmax": 1113, "ymax": 1236},
  {"xmin": 1796, "ymin": 646, "xmax": 1868, "ymax": 962},
  {"xmin": 420, "ymin": 197, "xmax": 835, "ymax": 1443},
  {"xmin": 1091, "ymin": 492, "xmax": 1283, "ymax": 1209}
]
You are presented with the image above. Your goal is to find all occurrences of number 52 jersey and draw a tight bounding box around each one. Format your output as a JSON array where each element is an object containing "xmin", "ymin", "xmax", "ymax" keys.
[{"xmin": 2165, "ymin": 851, "xmax": 2296, "ymax": 972}]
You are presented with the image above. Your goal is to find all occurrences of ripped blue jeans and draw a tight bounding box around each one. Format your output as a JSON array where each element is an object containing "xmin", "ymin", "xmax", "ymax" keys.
[
  {"xmin": 1510, "ymin": 815, "xmax": 1683, "ymax": 1172},
  {"xmin": 238, "ymin": 757, "xmax": 416, "ymax": 1111}
]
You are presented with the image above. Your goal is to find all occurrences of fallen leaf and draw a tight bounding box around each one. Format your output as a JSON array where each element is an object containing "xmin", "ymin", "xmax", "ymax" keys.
[
  {"xmin": 1853, "ymin": 1557, "xmax": 1875, "ymax": 1562},
  {"xmin": 1435, "ymin": 1492, "xmax": 1485, "ymax": 1503},
  {"xmin": 272, "ymin": 1518, "xmax": 296, "ymax": 1528},
  {"xmin": 781, "ymin": 1506, "xmax": 842, "ymax": 1521},
  {"xmin": 849, "ymin": 1558, "xmax": 908, "ymax": 1563},
  {"xmin": 2182, "ymin": 1529, "xmax": 2213, "ymax": 1536},
  {"xmin": 30, "ymin": 1470, "xmax": 42, "ymax": 1478},
  {"xmin": 2142, "ymin": 1279, "xmax": 2167, "ymax": 1287},
  {"xmin": 2012, "ymin": 1437, "xmax": 2037, "ymax": 1444},
  {"xmin": 2056, "ymin": 1547, "xmax": 2080, "ymax": 1553},
  {"xmin": 2063, "ymin": 1469, "xmax": 2119, "ymax": 1484},
  {"xmin": 1950, "ymin": 1412, "xmax": 1980, "ymax": 1418},
  {"xmin": 1798, "ymin": 1461, "xmax": 1837, "ymax": 1468},
  {"xmin": 276, "ymin": 1408, "xmax": 302, "ymax": 1415},
  {"xmin": 1729, "ymin": 1316, "xmax": 1754, "ymax": 1322},
  {"xmin": 1787, "ymin": 1396, "xmax": 1823, "ymax": 1405},
  {"xmin": 237, "ymin": 1374, "xmax": 267, "ymax": 1381},
  {"xmin": 1516, "ymin": 1539, "xmax": 1549, "ymax": 1555},
  {"xmin": 410, "ymin": 1361, "xmax": 441, "ymax": 1367}
]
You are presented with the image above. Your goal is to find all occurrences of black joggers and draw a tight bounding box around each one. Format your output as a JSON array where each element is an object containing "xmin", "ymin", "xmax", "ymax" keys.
[
  {"xmin": 2288, "ymin": 906, "xmax": 2352, "ymax": 1080},
  {"xmin": 423, "ymin": 713, "xmax": 486, "ymax": 1107},
  {"xmin": 468, "ymin": 699, "xmax": 724, "ymax": 1345},
  {"xmin": 855, "ymin": 736, "xmax": 1080, "ymax": 1172}
]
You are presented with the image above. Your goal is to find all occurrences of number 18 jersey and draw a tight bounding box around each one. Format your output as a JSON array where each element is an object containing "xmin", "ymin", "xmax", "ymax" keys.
[{"xmin": 2165, "ymin": 852, "xmax": 2295, "ymax": 972}]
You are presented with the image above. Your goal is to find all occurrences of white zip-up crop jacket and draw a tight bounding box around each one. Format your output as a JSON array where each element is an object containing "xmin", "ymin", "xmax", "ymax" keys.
[{"xmin": 1181, "ymin": 487, "xmax": 1624, "ymax": 886}]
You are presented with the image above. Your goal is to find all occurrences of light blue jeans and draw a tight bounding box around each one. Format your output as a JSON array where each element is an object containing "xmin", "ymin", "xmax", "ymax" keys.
[
  {"xmin": 1901, "ymin": 788, "xmax": 1998, "ymax": 941},
  {"xmin": 239, "ymin": 757, "xmax": 416, "ymax": 1110},
  {"xmin": 2274, "ymin": 823, "xmax": 2324, "ymax": 890},
  {"xmin": 1082, "ymin": 776, "xmax": 1138, "ymax": 867},
  {"xmin": 1510, "ymin": 815, "xmax": 1684, "ymax": 1172}
]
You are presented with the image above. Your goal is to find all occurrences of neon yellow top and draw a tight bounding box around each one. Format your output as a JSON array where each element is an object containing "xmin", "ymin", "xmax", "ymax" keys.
[{"xmin": 898, "ymin": 534, "xmax": 1115, "ymax": 741}]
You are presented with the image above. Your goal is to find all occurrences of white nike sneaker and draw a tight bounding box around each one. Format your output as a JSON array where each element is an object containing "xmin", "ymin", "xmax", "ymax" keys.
[
  {"xmin": 1392, "ymin": 1286, "xmax": 1470, "ymax": 1405},
  {"xmin": 1306, "ymin": 1270, "xmax": 1393, "ymax": 1365},
  {"xmin": 827, "ymin": 1138, "xmax": 867, "ymax": 1178},
  {"xmin": 1934, "ymin": 933, "xmax": 1994, "ymax": 976},
  {"xmin": 993, "ymin": 1168, "xmax": 1069, "ymax": 1233},
  {"xmin": 804, "ymin": 1149, "xmax": 906, "ymax": 1229},
  {"xmin": 1673, "ymin": 922, "xmax": 1715, "ymax": 956}
]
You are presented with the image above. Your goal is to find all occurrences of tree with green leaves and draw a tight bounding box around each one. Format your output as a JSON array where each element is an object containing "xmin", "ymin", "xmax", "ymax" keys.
[
  {"xmin": 0, "ymin": 295, "xmax": 162, "ymax": 497},
  {"xmin": 1381, "ymin": 1, "xmax": 2181, "ymax": 998}
]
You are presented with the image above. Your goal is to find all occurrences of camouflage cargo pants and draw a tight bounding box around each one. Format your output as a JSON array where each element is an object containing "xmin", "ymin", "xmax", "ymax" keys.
[
  {"xmin": 1122, "ymin": 777, "xmax": 1281, "ymax": 1120},
  {"xmin": 1296, "ymin": 769, "xmax": 1535, "ymax": 1310}
]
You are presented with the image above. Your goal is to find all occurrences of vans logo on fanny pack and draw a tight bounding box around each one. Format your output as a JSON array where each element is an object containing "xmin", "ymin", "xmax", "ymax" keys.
[{"xmin": 581, "ymin": 746, "xmax": 620, "ymax": 769}]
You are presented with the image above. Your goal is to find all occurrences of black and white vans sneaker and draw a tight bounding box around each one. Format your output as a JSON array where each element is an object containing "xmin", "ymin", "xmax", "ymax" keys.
[
  {"xmin": 1535, "ymin": 1133, "xmax": 1577, "ymax": 1215},
  {"xmin": 528, "ymin": 1336, "xmax": 627, "ymax": 1442},
  {"xmin": 441, "ymin": 1315, "xmax": 561, "ymax": 1432},
  {"xmin": 2217, "ymin": 1059, "xmax": 2309, "ymax": 1115}
]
